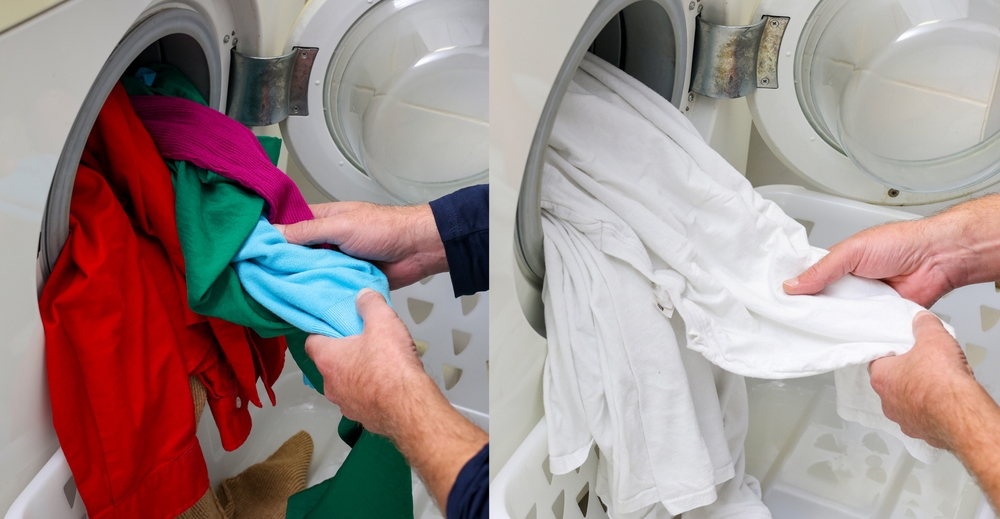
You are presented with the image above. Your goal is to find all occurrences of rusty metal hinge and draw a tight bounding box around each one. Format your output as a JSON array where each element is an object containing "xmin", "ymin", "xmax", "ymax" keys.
[
  {"xmin": 226, "ymin": 47, "xmax": 319, "ymax": 126},
  {"xmin": 690, "ymin": 15, "xmax": 789, "ymax": 99}
]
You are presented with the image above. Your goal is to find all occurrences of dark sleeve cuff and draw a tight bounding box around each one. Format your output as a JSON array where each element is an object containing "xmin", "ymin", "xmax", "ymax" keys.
[
  {"xmin": 447, "ymin": 444, "xmax": 489, "ymax": 519},
  {"xmin": 429, "ymin": 184, "xmax": 489, "ymax": 297}
]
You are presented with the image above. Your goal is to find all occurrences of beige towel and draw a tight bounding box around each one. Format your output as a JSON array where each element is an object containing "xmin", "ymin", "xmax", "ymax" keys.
[
  {"xmin": 181, "ymin": 489, "xmax": 228, "ymax": 519},
  {"xmin": 217, "ymin": 431, "xmax": 313, "ymax": 519},
  {"xmin": 178, "ymin": 378, "xmax": 313, "ymax": 519}
]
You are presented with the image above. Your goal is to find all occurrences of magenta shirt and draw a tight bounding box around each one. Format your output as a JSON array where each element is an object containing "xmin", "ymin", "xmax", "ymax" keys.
[{"xmin": 129, "ymin": 95, "xmax": 314, "ymax": 225}]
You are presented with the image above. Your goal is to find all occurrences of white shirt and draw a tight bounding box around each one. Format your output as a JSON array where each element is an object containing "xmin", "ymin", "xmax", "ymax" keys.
[{"xmin": 540, "ymin": 53, "xmax": 940, "ymax": 518}]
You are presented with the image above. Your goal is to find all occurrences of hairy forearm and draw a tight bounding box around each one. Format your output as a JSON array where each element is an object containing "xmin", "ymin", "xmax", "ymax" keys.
[
  {"xmin": 930, "ymin": 194, "xmax": 1000, "ymax": 286},
  {"xmin": 385, "ymin": 373, "xmax": 488, "ymax": 514},
  {"xmin": 941, "ymin": 380, "xmax": 1000, "ymax": 512}
]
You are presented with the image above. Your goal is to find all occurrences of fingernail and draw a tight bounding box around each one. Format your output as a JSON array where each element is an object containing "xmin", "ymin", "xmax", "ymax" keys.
[
  {"xmin": 783, "ymin": 277, "xmax": 799, "ymax": 288},
  {"xmin": 357, "ymin": 288, "xmax": 376, "ymax": 299}
]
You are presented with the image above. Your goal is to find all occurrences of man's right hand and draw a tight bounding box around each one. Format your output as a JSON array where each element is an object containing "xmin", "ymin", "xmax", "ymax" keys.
[
  {"xmin": 277, "ymin": 202, "xmax": 449, "ymax": 290},
  {"xmin": 780, "ymin": 202, "xmax": 1000, "ymax": 308}
]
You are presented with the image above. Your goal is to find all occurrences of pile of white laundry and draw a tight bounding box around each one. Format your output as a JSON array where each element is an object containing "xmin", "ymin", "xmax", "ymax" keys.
[{"xmin": 540, "ymin": 54, "xmax": 945, "ymax": 518}]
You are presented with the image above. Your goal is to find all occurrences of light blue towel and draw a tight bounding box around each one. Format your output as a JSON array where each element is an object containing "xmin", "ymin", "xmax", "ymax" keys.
[{"xmin": 232, "ymin": 216, "xmax": 391, "ymax": 338}]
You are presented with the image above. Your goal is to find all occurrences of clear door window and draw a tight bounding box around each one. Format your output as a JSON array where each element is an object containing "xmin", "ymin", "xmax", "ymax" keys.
[
  {"xmin": 797, "ymin": 0, "xmax": 1000, "ymax": 193},
  {"xmin": 325, "ymin": 0, "xmax": 488, "ymax": 203}
]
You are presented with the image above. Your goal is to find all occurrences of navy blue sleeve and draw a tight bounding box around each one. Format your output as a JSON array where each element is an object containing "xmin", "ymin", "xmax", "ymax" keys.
[
  {"xmin": 429, "ymin": 184, "xmax": 489, "ymax": 297},
  {"xmin": 447, "ymin": 444, "xmax": 488, "ymax": 519}
]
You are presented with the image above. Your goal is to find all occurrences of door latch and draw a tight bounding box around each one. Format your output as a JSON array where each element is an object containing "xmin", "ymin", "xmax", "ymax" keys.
[{"xmin": 690, "ymin": 15, "xmax": 789, "ymax": 99}]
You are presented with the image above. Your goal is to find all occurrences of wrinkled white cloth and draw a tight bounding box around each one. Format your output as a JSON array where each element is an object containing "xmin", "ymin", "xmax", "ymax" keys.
[{"xmin": 540, "ymin": 54, "xmax": 944, "ymax": 518}]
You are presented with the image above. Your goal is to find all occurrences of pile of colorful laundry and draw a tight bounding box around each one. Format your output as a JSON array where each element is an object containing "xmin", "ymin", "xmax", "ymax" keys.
[{"xmin": 38, "ymin": 65, "xmax": 412, "ymax": 519}]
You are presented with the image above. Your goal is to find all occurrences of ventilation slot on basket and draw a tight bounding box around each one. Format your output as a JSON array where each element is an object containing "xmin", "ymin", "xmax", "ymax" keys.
[
  {"xmin": 420, "ymin": 275, "xmax": 435, "ymax": 285},
  {"xmin": 414, "ymin": 339, "xmax": 429, "ymax": 357},
  {"xmin": 443, "ymin": 363, "xmax": 463, "ymax": 390},
  {"xmin": 966, "ymin": 343, "xmax": 988, "ymax": 369},
  {"xmin": 407, "ymin": 298, "xmax": 434, "ymax": 324},
  {"xmin": 552, "ymin": 489, "xmax": 566, "ymax": 519},
  {"xmin": 576, "ymin": 482, "xmax": 590, "ymax": 517},
  {"xmin": 935, "ymin": 312, "xmax": 951, "ymax": 324},
  {"xmin": 452, "ymin": 329, "xmax": 471, "ymax": 355},
  {"xmin": 794, "ymin": 219, "xmax": 815, "ymax": 237},
  {"xmin": 524, "ymin": 504, "xmax": 538, "ymax": 519},
  {"xmin": 982, "ymin": 305, "xmax": 1000, "ymax": 332},
  {"xmin": 63, "ymin": 476, "xmax": 77, "ymax": 508},
  {"xmin": 461, "ymin": 293, "xmax": 480, "ymax": 315},
  {"xmin": 542, "ymin": 455, "xmax": 553, "ymax": 484}
]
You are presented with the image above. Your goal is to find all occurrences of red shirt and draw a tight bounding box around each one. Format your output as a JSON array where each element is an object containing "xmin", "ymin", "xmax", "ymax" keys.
[{"xmin": 39, "ymin": 84, "xmax": 285, "ymax": 519}]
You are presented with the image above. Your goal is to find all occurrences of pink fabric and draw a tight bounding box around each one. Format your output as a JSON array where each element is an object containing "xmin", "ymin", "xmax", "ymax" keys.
[{"xmin": 128, "ymin": 95, "xmax": 313, "ymax": 225}]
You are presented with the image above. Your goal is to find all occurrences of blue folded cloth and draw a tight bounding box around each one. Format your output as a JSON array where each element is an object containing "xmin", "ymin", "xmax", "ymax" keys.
[{"xmin": 232, "ymin": 216, "xmax": 391, "ymax": 338}]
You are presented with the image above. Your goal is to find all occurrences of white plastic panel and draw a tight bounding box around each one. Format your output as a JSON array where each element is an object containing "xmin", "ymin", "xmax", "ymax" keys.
[
  {"xmin": 392, "ymin": 274, "xmax": 490, "ymax": 425},
  {"xmin": 493, "ymin": 186, "xmax": 1000, "ymax": 519},
  {"xmin": 492, "ymin": 419, "xmax": 604, "ymax": 519}
]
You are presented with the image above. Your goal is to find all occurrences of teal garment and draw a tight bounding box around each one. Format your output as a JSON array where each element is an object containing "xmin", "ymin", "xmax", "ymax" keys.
[
  {"xmin": 232, "ymin": 217, "xmax": 392, "ymax": 338},
  {"xmin": 123, "ymin": 65, "xmax": 413, "ymax": 518}
]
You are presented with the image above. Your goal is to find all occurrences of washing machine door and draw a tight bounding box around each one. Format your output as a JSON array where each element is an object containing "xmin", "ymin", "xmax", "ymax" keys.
[
  {"xmin": 279, "ymin": 0, "xmax": 488, "ymax": 205},
  {"xmin": 748, "ymin": 0, "xmax": 1000, "ymax": 205}
]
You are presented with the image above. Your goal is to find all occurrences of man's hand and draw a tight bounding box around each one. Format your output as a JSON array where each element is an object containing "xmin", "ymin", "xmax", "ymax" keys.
[
  {"xmin": 783, "ymin": 194, "xmax": 1000, "ymax": 307},
  {"xmin": 782, "ymin": 219, "xmax": 964, "ymax": 307},
  {"xmin": 277, "ymin": 202, "xmax": 448, "ymax": 290},
  {"xmin": 869, "ymin": 312, "xmax": 976, "ymax": 450},
  {"xmin": 305, "ymin": 289, "xmax": 488, "ymax": 512},
  {"xmin": 305, "ymin": 288, "xmax": 426, "ymax": 436},
  {"xmin": 870, "ymin": 312, "xmax": 1000, "ymax": 512}
]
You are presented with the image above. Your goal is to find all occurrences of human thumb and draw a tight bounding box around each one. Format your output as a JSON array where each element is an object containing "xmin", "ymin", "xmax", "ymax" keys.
[
  {"xmin": 355, "ymin": 288, "xmax": 388, "ymax": 322},
  {"xmin": 912, "ymin": 310, "xmax": 947, "ymax": 341},
  {"xmin": 784, "ymin": 248, "xmax": 854, "ymax": 295},
  {"xmin": 278, "ymin": 218, "xmax": 326, "ymax": 246}
]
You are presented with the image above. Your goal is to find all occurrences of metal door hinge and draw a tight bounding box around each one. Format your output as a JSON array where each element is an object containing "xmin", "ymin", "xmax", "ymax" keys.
[
  {"xmin": 226, "ymin": 47, "xmax": 319, "ymax": 126},
  {"xmin": 690, "ymin": 15, "xmax": 789, "ymax": 99}
]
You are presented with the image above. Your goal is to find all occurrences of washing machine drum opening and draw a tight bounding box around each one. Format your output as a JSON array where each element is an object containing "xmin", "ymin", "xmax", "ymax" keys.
[
  {"xmin": 325, "ymin": 0, "xmax": 488, "ymax": 204},
  {"xmin": 40, "ymin": 8, "xmax": 221, "ymax": 282},
  {"xmin": 125, "ymin": 34, "xmax": 213, "ymax": 105},
  {"xmin": 796, "ymin": 0, "xmax": 1000, "ymax": 193},
  {"xmin": 589, "ymin": 0, "xmax": 679, "ymax": 104}
]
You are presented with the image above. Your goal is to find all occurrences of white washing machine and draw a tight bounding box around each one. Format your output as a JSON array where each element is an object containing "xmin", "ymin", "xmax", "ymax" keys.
[
  {"xmin": 0, "ymin": 0, "xmax": 488, "ymax": 516},
  {"xmin": 490, "ymin": 0, "xmax": 1000, "ymax": 517}
]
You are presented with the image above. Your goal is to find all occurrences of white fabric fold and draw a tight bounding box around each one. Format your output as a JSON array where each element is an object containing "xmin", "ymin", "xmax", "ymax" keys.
[{"xmin": 540, "ymin": 53, "xmax": 945, "ymax": 518}]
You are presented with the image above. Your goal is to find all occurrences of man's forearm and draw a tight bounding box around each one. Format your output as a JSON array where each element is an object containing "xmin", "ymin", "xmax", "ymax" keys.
[
  {"xmin": 942, "ymin": 379, "xmax": 1000, "ymax": 511},
  {"xmin": 931, "ymin": 194, "xmax": 1000, "ymax": 286},
  {"xmin": 386, "ymin": 373, "xmax": 488, "ymax": 513}
]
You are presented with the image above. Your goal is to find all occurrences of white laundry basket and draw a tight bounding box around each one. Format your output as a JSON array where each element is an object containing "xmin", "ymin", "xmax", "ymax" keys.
[
  {"xmin": 492, "ymin": 185, "xmax": 1000, "ymax": 519},
  {"xmin": 6, "ymin": 274, "xmax": 487, "ymax": 519}
]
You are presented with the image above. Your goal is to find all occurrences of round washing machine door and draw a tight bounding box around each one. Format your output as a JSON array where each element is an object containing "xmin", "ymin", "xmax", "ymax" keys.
[
  {"xmin": 281, "ymin": 0, "xmax": 488, "ymax": 205},
  {"xmin": 749, "ymin": 0, "xmax": 1000, "ymax": 205}
]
